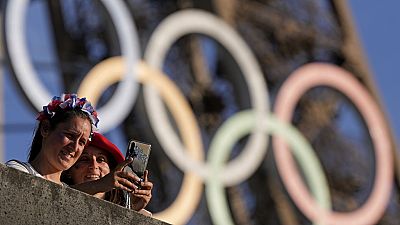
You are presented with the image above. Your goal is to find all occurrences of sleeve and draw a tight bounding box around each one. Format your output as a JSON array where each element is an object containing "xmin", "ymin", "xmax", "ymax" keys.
[{"xmin": 5, "ymin": 160, "xmax": 30, "ymax": 174}]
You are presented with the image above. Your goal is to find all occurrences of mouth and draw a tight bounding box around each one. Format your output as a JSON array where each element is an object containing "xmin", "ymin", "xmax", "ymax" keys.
[
  {"xmin": 60, "ymin": 149, "xmax": 74, "ymax": 160},
  {"xmin": 84, "ymin": 174, "xmax": 100, "ymax": 180}
]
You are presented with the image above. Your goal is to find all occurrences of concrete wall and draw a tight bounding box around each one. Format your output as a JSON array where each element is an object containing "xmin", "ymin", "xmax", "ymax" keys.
[{"xmin": 0, "ymin": 163, "xmax": 169, "ymax": 225}]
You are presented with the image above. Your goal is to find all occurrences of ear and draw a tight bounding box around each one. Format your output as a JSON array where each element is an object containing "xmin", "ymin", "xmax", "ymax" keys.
[{"xmin": 40, "ymin": 120, "xmax": 51, "ymax": 137}]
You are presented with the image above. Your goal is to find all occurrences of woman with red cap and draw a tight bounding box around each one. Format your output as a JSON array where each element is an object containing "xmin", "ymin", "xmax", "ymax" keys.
[{"xmin": 63, "ymin": 132, "xmax": 153, "ymax": 214}]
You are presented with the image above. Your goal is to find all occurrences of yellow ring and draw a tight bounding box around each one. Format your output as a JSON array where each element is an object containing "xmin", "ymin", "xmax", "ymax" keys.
[{"xmin": 78, "ymin": 57, "xmax": 204, "ymax": 225}]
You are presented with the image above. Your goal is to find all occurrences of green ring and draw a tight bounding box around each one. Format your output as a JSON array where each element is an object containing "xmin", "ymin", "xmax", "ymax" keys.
[{"xmin": 205, "ymin": 110, "xmax": 331, "ymax": 225}]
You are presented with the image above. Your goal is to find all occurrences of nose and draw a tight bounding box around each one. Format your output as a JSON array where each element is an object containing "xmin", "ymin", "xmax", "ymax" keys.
[
  {"xmin": 68, "ymin": 138, "xmax": 84, "ymax": 154},
  {"xmin": 64, "ymin": 141, "xmax": 79, "ymax": 156},
  {"xmin": 88, "ymin": 156, "xmax": 99, "ymax": 170},
  {"xmin": 74, "ymin": 141, "xmax": 81, "ymax": 152}
]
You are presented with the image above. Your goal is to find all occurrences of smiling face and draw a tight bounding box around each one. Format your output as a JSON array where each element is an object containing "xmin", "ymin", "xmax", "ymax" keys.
[
  {"xmin": 40, "ymin": 116, "xmax": 92, "ymax": 172},
  {"xmin": 69, "ymin": 146, "xmax": 111, "ymax": 184}
]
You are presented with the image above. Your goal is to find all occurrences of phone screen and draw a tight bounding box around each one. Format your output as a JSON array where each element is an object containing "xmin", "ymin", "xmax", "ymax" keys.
[{"xmin": 125, "ymin": 140, "xmax": 151, "ymax": 178}]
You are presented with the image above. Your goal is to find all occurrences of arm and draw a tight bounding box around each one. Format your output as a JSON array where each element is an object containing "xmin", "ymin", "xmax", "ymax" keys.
[{"xmin": 71, "ymin": 158, "xmax": 141, "ymax": 195}]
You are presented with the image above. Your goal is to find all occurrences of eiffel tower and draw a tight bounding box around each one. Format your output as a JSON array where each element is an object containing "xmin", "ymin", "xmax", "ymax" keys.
[{"xmin": 1, "ymin": 0, "xmax": 399, "ymax": 224}]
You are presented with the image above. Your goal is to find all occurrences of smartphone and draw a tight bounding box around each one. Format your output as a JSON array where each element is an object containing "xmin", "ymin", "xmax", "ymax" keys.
[{"xmin": 124, "ymin": 140, "xmax": 151, "ymax": 179}]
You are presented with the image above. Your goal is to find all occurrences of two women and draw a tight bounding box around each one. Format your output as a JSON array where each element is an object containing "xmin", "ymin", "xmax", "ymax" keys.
[
  {"xmin": 6, "ymin": 93, "xmax": 152, "ymax": 212},
  {"xmin": 6, "ymin": 94, "xmax": 97, "ymax": 185}
]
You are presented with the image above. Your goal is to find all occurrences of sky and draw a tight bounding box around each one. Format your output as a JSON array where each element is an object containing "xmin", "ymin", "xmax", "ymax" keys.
[
  {"xmin": 2, "ymin": 1, "xmax": 400, "ymax": 162},
  {"xmin": 348, "ymin": 1, "xmax": 400, "ymax": 147},
  {"xmin": 1, "ymin": 3, "xmax": 398, "ymax": 225}
]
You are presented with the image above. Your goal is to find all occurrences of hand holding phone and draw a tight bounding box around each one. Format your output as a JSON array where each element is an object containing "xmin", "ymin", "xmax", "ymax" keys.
[
  {"xmin": 124, "ymin": 140, "xmax": 151, "ymax": 181},
  {"xmin": 121, "ymin": 140, "xmax": 152, "ymax": 209}
]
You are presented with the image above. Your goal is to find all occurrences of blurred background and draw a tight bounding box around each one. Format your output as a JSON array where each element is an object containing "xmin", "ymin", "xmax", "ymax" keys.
[{"xmin": 0, "ymin": 0, "xmax": 399, "ymax": 224}]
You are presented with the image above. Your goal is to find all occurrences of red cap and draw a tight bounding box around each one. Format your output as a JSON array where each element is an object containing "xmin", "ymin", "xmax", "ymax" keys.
[{"xmin": 89, "ymin": 132, "xmax": 125, "ymax": 164}]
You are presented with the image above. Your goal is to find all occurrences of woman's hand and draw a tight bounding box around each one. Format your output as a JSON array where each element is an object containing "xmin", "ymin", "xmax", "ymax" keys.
[
  {"xmin": 100, "ymin": 157, "xmax": 141, "ymax": 192},
  {"xmin": 130, "ymin": 170, "xmax": 153, "ymax": 211},
  {"xmin": 71, "ymin": 157, "xmax": 140, "ymax": 195}
]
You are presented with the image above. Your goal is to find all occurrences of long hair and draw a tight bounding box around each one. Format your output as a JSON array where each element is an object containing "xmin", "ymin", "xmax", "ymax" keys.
[{"xmin": 28, "ymin": 108, "xmax": 92, "ymax": 162}]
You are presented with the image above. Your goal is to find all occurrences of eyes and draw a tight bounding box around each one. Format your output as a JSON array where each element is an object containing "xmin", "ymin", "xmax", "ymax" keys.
[
  {"xmin": 77, "ymin": 154, "xmax": 109, "ymax": 164},
  {"xmin": 64, "ymin": 132, "xmax": 88, "ymax": 147}
]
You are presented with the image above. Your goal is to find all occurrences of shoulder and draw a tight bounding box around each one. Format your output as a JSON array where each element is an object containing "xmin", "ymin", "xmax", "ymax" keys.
[
  {"xmin": 5, "ymin": 160, "xmax": 41, "ymax": 177},
  {"xmin": 5, "ymin": 160, "xmax": 30, "ymax": 173}
]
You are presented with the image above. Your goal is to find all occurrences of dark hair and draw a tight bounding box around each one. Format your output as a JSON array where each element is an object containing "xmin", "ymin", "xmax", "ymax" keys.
[{"xmin": 28, "ymin": 108, "xmax": 92, "ymax": 162}]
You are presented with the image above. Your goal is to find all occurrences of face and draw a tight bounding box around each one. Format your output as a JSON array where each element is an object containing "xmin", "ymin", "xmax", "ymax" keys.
[
  {"xmin": 69, "ymin": 146, "xmax": 111, "ymax": 184},
  {"xmin": 41, "ymin": 116, "xmax": 91, "ymax": 171}
]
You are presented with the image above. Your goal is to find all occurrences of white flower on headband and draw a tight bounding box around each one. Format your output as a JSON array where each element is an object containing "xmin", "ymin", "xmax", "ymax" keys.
[{"xmin": 37, "ymin": 93, "xmax": 99, "ymax": 128}]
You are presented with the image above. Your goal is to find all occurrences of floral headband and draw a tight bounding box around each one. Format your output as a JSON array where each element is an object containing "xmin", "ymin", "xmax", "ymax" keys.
[{"xmin": 37, "ymin": 93, "xmax": 99, "ymax": 128}]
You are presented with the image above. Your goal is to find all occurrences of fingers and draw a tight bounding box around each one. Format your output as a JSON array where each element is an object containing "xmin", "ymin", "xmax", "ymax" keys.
[
  {"xmin": 115, "ymin": 157, "xmax": 134, "ymax": 171},
  {"xmin": 129, "ymin": 174, "xmax": 152, "ymax": 211},
  {"xmin": 114, "ymin": 171, "xmax": 141, "ymax": 190},
  {"xmin": 96, "ymin": 165, "xmax": 142, "ymax": 193},
  {"xmin": 131, "ymin": 190, "xmax": 152, "ymax": 209},
  {"xmin": 143, "ymin": 170, "xmax": 149, "ymax": 182},
  {"xmin": 113, "ymin": 168, "xmax": 152, "ymax": 196},
  {"xmin": 118, "ymin": 171, "xmax": 141, "ymax": 183},
  {"xmin": 139, "ymin": 179, "xmax": 153, "ymax": 190},
  {"xmin": 115, "ymin": 181, "xmax": 135, "ymax": 192},
  {"xmin": 133, "ymin": 188, "xmax": 151, "ymax": 196},
  {"xmin": 131, "ymin": 180, "xmax": 152, "ymax": 196}
]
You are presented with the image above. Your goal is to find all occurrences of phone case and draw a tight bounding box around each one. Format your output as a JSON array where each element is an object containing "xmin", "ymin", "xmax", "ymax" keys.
[{"xmin": 125, "ymin": 140, "xmax": 151, "ymax": 178}]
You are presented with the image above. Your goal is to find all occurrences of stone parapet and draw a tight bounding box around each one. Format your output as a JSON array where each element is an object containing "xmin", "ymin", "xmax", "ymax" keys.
[{"xmin": 0, "ymin": 163, "xmax": 169, "ymax": 225}]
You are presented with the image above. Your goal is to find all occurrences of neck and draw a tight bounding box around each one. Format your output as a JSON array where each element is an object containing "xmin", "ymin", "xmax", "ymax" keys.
[{"xmin": 30, "ymin": 156, "xmax": 63, "ymax": 185}]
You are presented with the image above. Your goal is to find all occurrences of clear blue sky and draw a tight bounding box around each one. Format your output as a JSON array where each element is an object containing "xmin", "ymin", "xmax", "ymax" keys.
[{"xmin": 348, "ymin": 1, "xmax": 400, "ymax": 148}]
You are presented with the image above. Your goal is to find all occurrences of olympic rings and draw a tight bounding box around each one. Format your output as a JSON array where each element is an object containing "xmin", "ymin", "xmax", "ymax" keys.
[
  {"xmin": 273, "ymin": 63, "xmax": 393, "ymax": 225},
  {"xmin": 144, "ymin": 9, "xmax": 270, "ymax": 186},
  {"xmin": 77, "ymin": 57, "xmax": 204, "ymax": 225},
  {"xmin": 206, "ymin": 110, "xmax": 331, "ymax": 225},
  {"xmin": 3, "ymin": 2, "xmax": 396, "ymax": 225},
  {"xmin": 78, "ymin": 57, "xmax": 332, "ymax": 225},
  {"xmin": 5, "ymin": 0, "xmax": 141, "ymax": 132}
]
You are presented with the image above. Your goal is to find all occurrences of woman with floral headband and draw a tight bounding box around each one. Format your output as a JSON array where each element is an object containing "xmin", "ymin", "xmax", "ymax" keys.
[
  {"xmin": 6, "ymin": 94, "xmax": 139, "ymax": 196},
  {"xmin": 6, "ymin": 93, "xmax": 98, "ymax": 185}
]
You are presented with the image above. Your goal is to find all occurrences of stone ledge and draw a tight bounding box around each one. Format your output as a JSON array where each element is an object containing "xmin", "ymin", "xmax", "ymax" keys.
[{"xmin": 0, "ymin": 163, "xmax": 169, "ymax": 225}]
